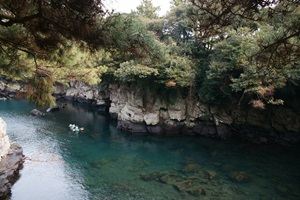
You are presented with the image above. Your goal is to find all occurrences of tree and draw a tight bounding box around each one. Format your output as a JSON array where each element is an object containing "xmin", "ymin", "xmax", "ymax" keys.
[
  {"xmin": 0, "ymin": 0, "xmax": 108, "ymax": 55},
  {"xmin": 0, "ymin": 0, "xmax": 110, "ymax": 106},
  {"xmin": 136, "ymin": 0, "xmax": 160, "ymax": 19},
  {"xmin": 0, "ymin": 1, "xmax": 164, "ymax": 106},
  {"xmin": 164, "ymin": 1, "xmax": 193, "ymax": 43},
  {"xmin": 189, "ymin": 0, "xmax": 300, "ymax": 108}
]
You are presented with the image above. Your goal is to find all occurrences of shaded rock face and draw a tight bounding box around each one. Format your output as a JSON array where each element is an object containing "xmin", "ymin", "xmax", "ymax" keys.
[
  {"xmin": 64, "ymin": 82, "xmax": 111, "ymax": 112},
  {"xmin": 1, "ymin": 80, "xmax": 300, "ymax": 145},
  {"xmin": 0, "ymin": 80, "xmax": 28, "ymax": 99},
  {"xmin": 0, "ymin": 118, "xmax": 24, "ymax": 199},
  {"xmin": 107, "ymin": 84, "xmax": 300, "ymax": 145}
]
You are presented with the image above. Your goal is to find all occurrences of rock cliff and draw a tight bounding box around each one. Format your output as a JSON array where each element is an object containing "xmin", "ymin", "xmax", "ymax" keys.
[
  {"xmin": 0, "ymin": 117, "xmax": 24, "ymax": 198},
  {"xmin": 1, "ymin": 80, "xmax": 299, "ymax": 145},
  {"xmin": 62, "ymin": 82, "xmax": 299, "ymax": 145}
]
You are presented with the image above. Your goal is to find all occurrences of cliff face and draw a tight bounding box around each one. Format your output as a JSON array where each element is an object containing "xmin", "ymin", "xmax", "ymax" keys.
[
  {"xmin": 0, "ymin": 118, "xmax": 10, "ymax": 162},
  {"xmin": 0, "ymin": 117, "xmax": 24, "ymax": 198},
  {"xmin": 107, "ymin": 84, "xmax": 300, "ymax": 145},
  {"xmin": 1, "ymin": 80, "xmax": 300, "ymax": 145},
  {"xmin": 60, "ymin": 82, "xmax": 300, "ymax": 145}
]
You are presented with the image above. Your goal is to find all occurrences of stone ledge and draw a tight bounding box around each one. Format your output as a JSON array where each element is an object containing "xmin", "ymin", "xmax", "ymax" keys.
[{"xmin": 0, "ymin": 142, "xmax": 24, "ymax": 199}]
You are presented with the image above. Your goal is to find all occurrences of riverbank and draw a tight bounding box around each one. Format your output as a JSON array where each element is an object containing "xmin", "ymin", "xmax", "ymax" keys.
[{"xmin": 1, "ymin": 80, "xmax": 300, "ymax": 146}]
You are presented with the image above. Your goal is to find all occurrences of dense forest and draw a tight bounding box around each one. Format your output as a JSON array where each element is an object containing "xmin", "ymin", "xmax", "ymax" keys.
[{"xmin": 0, "ymin": 0, "xmax": 299, "ymax": 109}]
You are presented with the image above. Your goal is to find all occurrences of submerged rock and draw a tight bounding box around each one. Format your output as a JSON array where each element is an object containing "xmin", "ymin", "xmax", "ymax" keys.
[
  {"xmin": 30, "ymin": 109, "xmax": 45, "ymax": 117},
  {"xmin": 182, "ymin": 163, "xmax": 201, "ymax": 174},
  {"xmin": 46, "ymin": 103, "xmax": 67, "ymax": 112},
  {"xmin": 90, "ymin": 159, "xmax": 109, "ymax": 169},
  {"xmin": 140, "ymin": 172, "xmax": 162, "ymax": 182},
  {"xmin": 186, "ymin": 187, "xmax": 206, "ymax": 197},
  {"xmin": 160, "ymin": 172, "xmax": 182, "ymax": 185},
  {"xmin": 205, "ymin": 170, "xmax": 218, "ymax": 180},
  {"xmin": 173, "ymin": 179, "xmax": 197, "ymax": 192},
  {"xmin": 229, "ymin": 171, "xmax": 252, "ymax": 183}
]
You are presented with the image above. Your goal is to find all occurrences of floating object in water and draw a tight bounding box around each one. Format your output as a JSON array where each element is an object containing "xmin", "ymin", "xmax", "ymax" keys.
[{"xmin": 69, "ymin": 124, "xmax": 84, "ymax": 132}]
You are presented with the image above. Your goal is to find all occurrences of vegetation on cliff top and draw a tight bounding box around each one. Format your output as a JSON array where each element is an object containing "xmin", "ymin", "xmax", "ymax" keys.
[{"xmin": 0, "ymin": 0, "xmax": 299, "ymax": 108}]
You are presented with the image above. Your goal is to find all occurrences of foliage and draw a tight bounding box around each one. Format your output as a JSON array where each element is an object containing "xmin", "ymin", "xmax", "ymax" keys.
[
  {"xmin": 114, "ymin": 60, "xmax": 158, "ymax": 82},
  {"xmin": 0, "ymin": 0, "xmax": 107, "ymax": 55},
  {"xmin": 27, "ymin": 76, "xmax": 56, "ymax": 107},
  {"xmin": 163, "ymin": 55, "xmax": 195, "ymax": 87},
  {"xmin": 102, "ymin": 13, "xmax": 164, "ymax": 61},
  {"xmin": 164, "ymin": 1, "xmax": 193, "ymax": 43},
  {"xmin": 135, "ymin": 0, "xmax": 160, "ymax": 19},
  {"xmin": 0, "ymin": 0, "xmax": 299, "ymax": 110},
  {"xmin": 190, "ymin": 0, "xmax": 300, "ymax": 107},
  {"xmin": 47, "ymin": 43, "xmax": 109, "ymax": 86}
]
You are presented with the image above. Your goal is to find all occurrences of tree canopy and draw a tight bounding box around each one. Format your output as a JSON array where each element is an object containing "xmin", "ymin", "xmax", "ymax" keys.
[
  {"xmin": 0, "ymin": 0, "xmax": 299, "ymax": 109},
  {"xmin": 189, "ymin": 0, "xmax": 300, "ymax": 108}
]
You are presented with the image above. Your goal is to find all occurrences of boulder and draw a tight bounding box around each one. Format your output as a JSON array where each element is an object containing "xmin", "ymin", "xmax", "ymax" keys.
[
  {"xmin": 0, "ymin": 143, "xmax": 24, "ymax": 198},
  {"xmin": 160, "ymin": 173, "xmax": 181, "ymax": 185},
  {"xmin": 144, "ymin": 112, "xmax": 160, "ymax": 125},
  {"xmin": 0, "ymin": 117, "xmax": 24, "ymax": 199},
  {"xmin": 173, "ymin": 179, "xmax": 197, "ymax": 192},
  {"xmin": 30, "ymin": 109, "xmax": 45, "ymax": 117}
]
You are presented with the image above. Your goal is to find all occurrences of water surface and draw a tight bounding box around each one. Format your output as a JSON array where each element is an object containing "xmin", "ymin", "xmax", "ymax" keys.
[{"xmin": 1, "ymin": 99, "xmax": 300, "ymax": 200}]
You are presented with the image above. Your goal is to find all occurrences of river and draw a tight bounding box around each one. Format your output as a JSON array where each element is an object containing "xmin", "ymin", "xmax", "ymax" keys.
[{"xmin": 1, "ymin": 99, "xmax": 300, "ymax": 200}]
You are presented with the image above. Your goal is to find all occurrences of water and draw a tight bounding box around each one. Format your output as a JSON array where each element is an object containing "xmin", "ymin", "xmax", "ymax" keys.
[{"xmin": 1, "ymin": 99, "xmax": 300, "ymax": 200}]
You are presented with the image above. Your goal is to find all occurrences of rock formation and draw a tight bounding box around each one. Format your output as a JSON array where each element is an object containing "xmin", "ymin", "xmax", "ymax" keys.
[
  {"xmin": 1, "ymin": 80, "xmax": 299, "ymax": 145},
  {"xmin": 0, "ymin": 117, "xmax": 24, "ymax": 198}
]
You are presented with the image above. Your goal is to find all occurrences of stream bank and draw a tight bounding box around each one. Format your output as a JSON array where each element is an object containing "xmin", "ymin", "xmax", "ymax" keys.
[{"xmin": 1, "ymin": 80, "xmax": 300, "ymax": 145}]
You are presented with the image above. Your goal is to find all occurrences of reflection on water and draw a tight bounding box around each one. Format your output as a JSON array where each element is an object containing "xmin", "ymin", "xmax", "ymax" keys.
[{"xmin": 1, "ymin": 100, "xmax": 300, "ymax": 200}]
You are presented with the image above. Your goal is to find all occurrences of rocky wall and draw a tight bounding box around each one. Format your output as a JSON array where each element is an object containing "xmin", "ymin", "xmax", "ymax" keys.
[
  {"xmin": 0, "ymin": 117, "xmax": 24, "ymax": 198},
  {"xmin": 107, "ymin": 84, "xmax": 300, "ymax": 145},
  {"xmin": 1, "ymin": 80, "xmax": 299, "ymax": 145}
]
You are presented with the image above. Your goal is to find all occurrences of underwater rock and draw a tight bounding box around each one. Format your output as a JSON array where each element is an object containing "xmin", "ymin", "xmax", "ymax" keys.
[
  {"xmin": 140, "ymin": 172, "xmax": 161, "ymax": 182},
  {"xmin": 186, "ymin": 187, "xmax": 206, "ymax": 197},
  {"xmin": 90, "ymin": 159, "xmax": 109, "ymax": 169},
  {"xmin": 30, "ymin": 109, "xmax": 45, "ymax": 117},
  {"xmin": 160, "ymin": 172, "xmax": 182, "ymax": 185},
  {"xmin": 182, "ymin": 163, "xmax": 201, "ymax": 174},
  {"xmin": 173, "ymin": 179, "xmax": 197, "ymax": 192},
  {"xmin": 229, "ymin": 171, "xmax": 252, "ymax": 183},
  {"xmin": 205, "ymin": 170, "xmax": 218, "ymax": 180}
]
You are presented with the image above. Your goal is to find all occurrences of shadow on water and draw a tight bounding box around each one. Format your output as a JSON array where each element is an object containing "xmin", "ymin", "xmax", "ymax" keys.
[{"xmin": 1, "ymin": 99, "xmax": 300, "ymax": 200}]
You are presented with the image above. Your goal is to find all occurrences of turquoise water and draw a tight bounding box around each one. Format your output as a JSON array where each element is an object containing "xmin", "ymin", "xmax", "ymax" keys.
[{"xmin": 1, "ymin": 99, "xmax": 300, "ymax": 200}]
